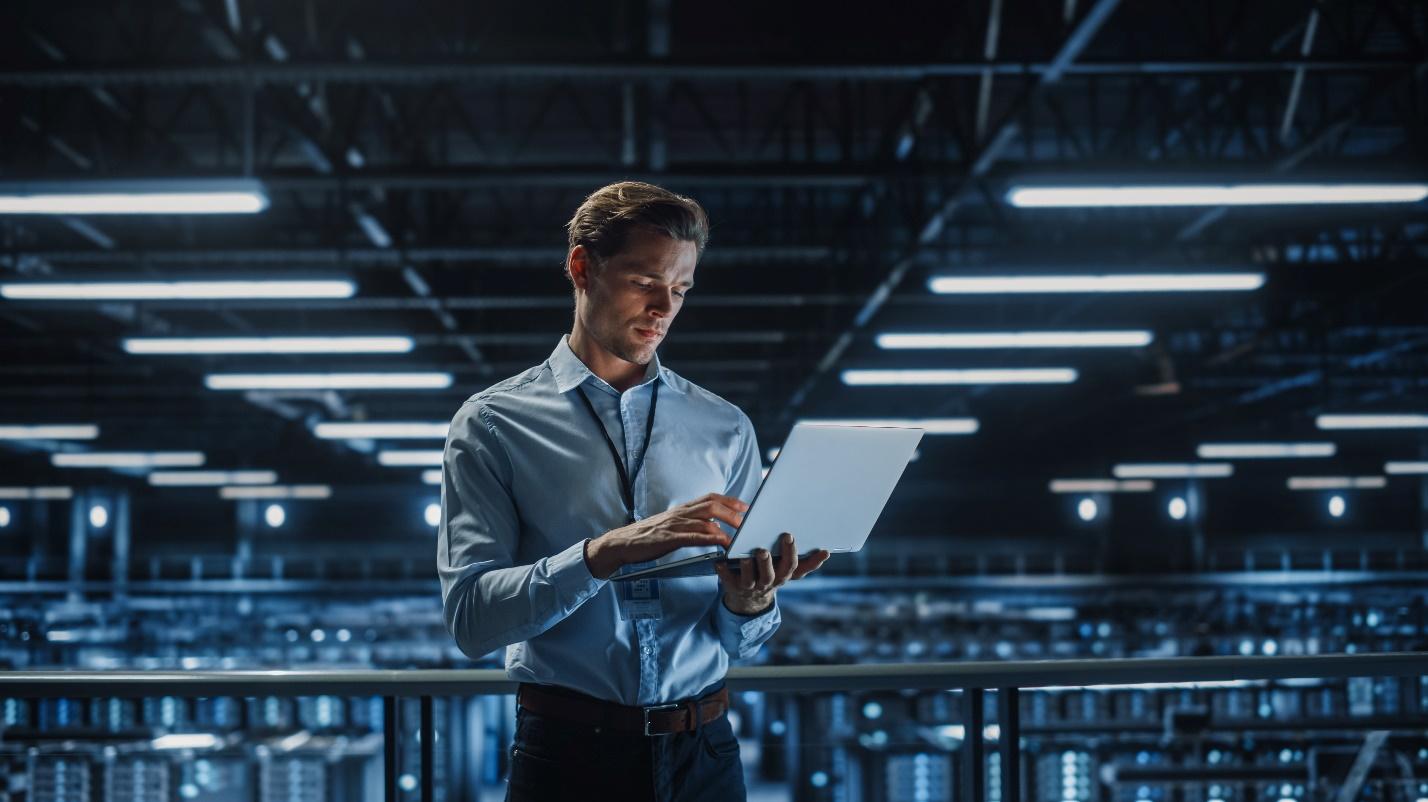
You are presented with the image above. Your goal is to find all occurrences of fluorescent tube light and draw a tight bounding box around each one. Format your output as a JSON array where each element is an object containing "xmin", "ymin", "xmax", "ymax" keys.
[
  {"xmin": 1316, "ymin": 414, "xmax": 1428, "ymax": 430},
  {"xmin": 150, "ymin": 733, "xmax": 222, "ymax": 750},
  {"xmin": 928, "ymin": 274, "xmax": 1265, "ymax": 294},
  {"xmin": 421, "ymin": 470, "xmax": 442, "ymax": 485},
  {"xmin": 377, "ymin": 450, "xmax": 444, "ymax": 467},
  {"xmin": 1196, "ymin": 442, "xmax": 1337, "ymax": 459},
  {"xmin": 124, "ymin": 336, "xmax": 412, "ymax": 354},
  {"xmin": 1385, "ymin": 461, "xmax": 1428, "ymax": 475},
  {"xmin": 0, "ymin": 424, "xmax": 99, "ymax": 440},
  {"xmin": 314, "ymin": 422, "xmax": 449, "ymax": 439},
  {"xmin": 1112, "ymin": 463, "xmax": 1233, "ymax": 479},
  {"xmin": 797, "ymin": 417, "xmax": 979, "ymax": 434},
  {"xmin": 0, "ymin": 178, "xmax": 269, "ymax": 214},
  {"xmin": 1049, "ymin": 479, "xmax": 1155, "ymax": 493},
  {"xmin": 841, "ymin": 368, "xmax": 1076, "ymax": 386},
  {"xmin": 219, "ymin": 485, "xmax": 331, "ymax": 500},
  {"xmin": 0, "ymin": 487, "xmax": 73, "ymax": 500},
  {"xmin": 52, "ymin": 452, "xmax": 205, "ymax": 469},
  {"xmin": 1006, "ymin": 183, "xmax": 1428, "ymax": 208},
  {"xmin": 205, "ymin": 373, "xmax": 453, "ymax": 390},
  {"xmin": 876, "ymin": 331, "xmax": 1153, "ymax": 349},
  {"xmin": 148, "ymin": 471, "xmax": 277, "ymax": 487},
  {"xmin": 2, "ymin": 280, "xmax": 355, "ymax": 300},
  {"xmin": 1286, "ymin": 476, "xmax": 1387, "ymax": 490}
]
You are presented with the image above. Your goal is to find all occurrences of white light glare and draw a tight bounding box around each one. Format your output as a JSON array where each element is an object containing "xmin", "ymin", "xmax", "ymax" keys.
[
  {"xmin": 377, "ymin": 450, "xmax": 444, "ymax": 467},
  {"xmin": 1316, "ymin": 414, "xmax": 1428, "ymax": 430},
  {"xmin": 89, "ymin": 505, "xmax": 109, "ymax": 529},
  {"xmin": 0, "ymin": 507, "xmax": 9, "ymax": 527},
  {"xmin": 424, "ymin": 503, "xmax": 441, "ymax": 527},
  {"xmin": 876, "ymin": 331, "xmax": 1153, "ymax": 349},
  {"xmin": 148, "ymin": 471, "xmax": 277, "ymax": 487},
  {"xmin": 150, "ymin": 733, "xmax": 222, "ymax": 750},
  {"xmin": 219, "ymin": 485, "xmax": 331, "ymax": 500},
  {"xmin": 314, "ymin": 422, "xmax": 449, "ymax": 439},
  {"xmin": 1113, "ymin": 463, "xmax": 1234, "ymax": 479},
  {"xmin": 2, "ymin": 281, "xmax": 355, "ymax": 300},
  {"xmin": 264, "ymin": 504, "xmax": 286, "ymax": 528},
  {"xmin": 1168, "ymin": 497, "xmax": 1188, "ymax": 520},
  {"xmin": 928, "ymin": 273, "xmax": 1264, "ymax": 294},
  {"xmin": 1286, "ymin": 476, "xmax": 1387, "ymax": 490},
  {"xmin": 1048, "ymin": 479, "xmax": 1153, "ymax": 494},
  {"xmin": 421, "ymin": 470, "xmax": 442, "ymax": 485},
  {"xmin": 1006, "ymin": 183, "xmax": 1428, "ymax": 208},
  {"xmin": 1077, "ymin": 498, "xmax": 1099, "ymax": 522},
  {"xmin": 1328, "ymin": 495, "xmax": 1346, "ymax": 518},
  {"xmin": 205, "ymin": 373, "xmax": 452, "ymax": 390},
  {"xmin": 124, "ymin": 336, "xmax": 412, "ymax": 354},
  {"xmin": 1196, "ymin": 442, "xmax": 1337, "ymax": 459},
  {"xmin": 0, "ymin": 425, "xmax": 98, "ymax": 440},
  {"xmin": 798, "ymin": 417, "xmax": 979, "ymax": 434},
  {"xmin": 1385, "ymin": 461, "xmax": 1428, "ymax": 475},
  {"xmin": 841, "ymin": 368, "xmax": 1077, "ymax": 385},
  {"xmin": 0, "ymin": 178, "xmax": 269, "ymax": 214},
  {"xmin": 52, "ymin": 452, "xmax": 205, "ymax": 469}
]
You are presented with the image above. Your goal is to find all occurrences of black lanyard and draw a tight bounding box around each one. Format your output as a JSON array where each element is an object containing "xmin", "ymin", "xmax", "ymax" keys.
[{"xmin": 575, "ymin": 380, "xmax": 659, "ymax": 524}]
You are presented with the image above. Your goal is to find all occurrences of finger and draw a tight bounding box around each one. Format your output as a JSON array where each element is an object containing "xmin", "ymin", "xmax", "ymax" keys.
[
  {"xmin": 789, "ymin": 550, "xmax": 831, "ymax": 581},
  {"xmin": 692, "ymin": 499, "xmax": 748, "ymax": 530},
  {"xmin": 696, "ymin": 493, "xmax": 751, "ymax": 513},
  {"xmin": 681, "ymin": 522, "xmax": 732, "ymax": 548},
  {"xmin": 755, "ymin": 549, "xmax": 775, "ymax": 589},
  {"xmin": 775, "ymin": 533, "xmax": 796, "ymax": 584},
  {"xmin": 738, "ymin": 557, "xmax": 756, "ymax": 590},
  {"xmin": 714, "ymin": 561, "xmax": 732, "ymax": 586}
]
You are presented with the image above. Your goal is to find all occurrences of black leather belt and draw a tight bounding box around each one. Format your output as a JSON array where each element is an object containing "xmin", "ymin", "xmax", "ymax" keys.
[{"xmin": 517, "ymin": 682, "xmax": 729, "ymax": 736}]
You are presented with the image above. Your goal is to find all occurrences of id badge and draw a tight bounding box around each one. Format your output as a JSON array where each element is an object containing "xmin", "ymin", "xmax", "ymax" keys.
[{"xmin": 618, "ymin": 578, "xmax": 662, "ymax": 620}]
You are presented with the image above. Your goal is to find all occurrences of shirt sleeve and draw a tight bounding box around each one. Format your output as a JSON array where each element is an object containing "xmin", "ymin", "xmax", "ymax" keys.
[
  {"xmin": 710, "ymin": 409, "xmax": 782, "ymax": 660},
  {"xmin": 437, "ymin": 399, "xmax": 607, "ymax": 660}
]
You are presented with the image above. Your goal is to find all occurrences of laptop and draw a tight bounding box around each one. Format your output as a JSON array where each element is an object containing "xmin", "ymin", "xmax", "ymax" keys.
[{"xmin": 611, "ymin": 422, "xmax": 923, "ymax": 581}]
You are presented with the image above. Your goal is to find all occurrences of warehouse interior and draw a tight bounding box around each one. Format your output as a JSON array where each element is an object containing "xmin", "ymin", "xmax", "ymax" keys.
[{"xmin": 2, "ymin": 0, "xmax": 1428, "ymax": 800}]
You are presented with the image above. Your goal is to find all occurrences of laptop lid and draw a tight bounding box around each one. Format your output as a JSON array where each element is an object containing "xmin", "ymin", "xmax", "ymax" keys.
[{"xmin": 724, "ymin": 422, "xmax": 923, "ymax": 558}]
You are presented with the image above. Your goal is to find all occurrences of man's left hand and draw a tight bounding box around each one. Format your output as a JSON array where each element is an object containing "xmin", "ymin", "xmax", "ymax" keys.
[{"xmin": 715, "ymin": 532, "xmax": 829, "ymax": 616}]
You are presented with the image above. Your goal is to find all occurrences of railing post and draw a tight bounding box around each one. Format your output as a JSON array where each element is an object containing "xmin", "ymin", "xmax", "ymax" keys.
[
  {"xmin": 998, "ymin": 688, "xmax": 1020, "ymax": 802},
  {"xmin": 421, "ymin": 695, "xmax": 434, "ymax": 802},
  {"xmin": 963, "ymin": 687, "xmax": 984, "ymax": 802},
  {"xmin": 384, "ymin": 696, "xmax": 398, "ymax": 802}
]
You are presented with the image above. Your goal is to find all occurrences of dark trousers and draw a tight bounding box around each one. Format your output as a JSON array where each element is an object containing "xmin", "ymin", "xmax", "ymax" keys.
[{"xmin": 504, "ymin": 689, "xmax": 747, "ymax": 802}]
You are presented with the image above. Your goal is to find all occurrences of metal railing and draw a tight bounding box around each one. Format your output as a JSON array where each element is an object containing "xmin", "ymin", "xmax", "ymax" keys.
[{"xmin": 3, "ymin": 651, "xmax": 1427, "ymax": 801}]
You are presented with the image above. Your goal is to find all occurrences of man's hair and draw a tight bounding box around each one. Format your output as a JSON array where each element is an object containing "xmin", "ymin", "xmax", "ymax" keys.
[{"xmin": 564, "ymin": 181, "xmax": 709, "ymax": 286}]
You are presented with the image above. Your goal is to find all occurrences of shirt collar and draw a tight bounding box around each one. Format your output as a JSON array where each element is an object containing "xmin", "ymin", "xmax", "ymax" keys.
[{"xmin": 549, "ymin": 334, "xmax": 673, "ymax": 395}]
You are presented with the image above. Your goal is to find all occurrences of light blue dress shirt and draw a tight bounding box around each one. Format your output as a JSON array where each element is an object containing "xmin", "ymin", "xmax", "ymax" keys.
[{"xmin": 438, "ymin": 335, "xmax": 780, "ymax": 705}]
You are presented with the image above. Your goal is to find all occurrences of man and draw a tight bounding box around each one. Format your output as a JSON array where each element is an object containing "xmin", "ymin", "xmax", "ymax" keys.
[{"xmin": 437, "ymin": 181, "xmax": 829, "ymax": 801}]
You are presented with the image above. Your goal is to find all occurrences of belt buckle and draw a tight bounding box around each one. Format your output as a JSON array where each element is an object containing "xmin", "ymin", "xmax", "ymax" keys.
[{"xmin": 642, "ymin": 702, "xmax": 682, "ymax": 736}]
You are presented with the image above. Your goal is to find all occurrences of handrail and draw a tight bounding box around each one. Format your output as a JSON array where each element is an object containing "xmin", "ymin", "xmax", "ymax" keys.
[
  {"xmin": 2, "ymin": 651, "xmax": 1426, "ymax": 698},
  {"xmin": 4, "ymin": 652, "xmax": 1426, "ymax": 802}
]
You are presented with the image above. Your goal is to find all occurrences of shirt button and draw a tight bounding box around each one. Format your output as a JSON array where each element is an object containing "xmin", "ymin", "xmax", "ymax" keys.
[{"xmin": 642, "ymin": 646, "xmax": 652, "ymax": 655}]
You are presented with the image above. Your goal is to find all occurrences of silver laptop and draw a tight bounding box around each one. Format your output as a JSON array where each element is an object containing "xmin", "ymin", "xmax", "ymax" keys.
[{"xmin": 611, "ymin": 422, "xmax": 923, "ymax": 581}]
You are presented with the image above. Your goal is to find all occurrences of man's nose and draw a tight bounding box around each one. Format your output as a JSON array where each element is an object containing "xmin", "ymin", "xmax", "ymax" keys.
[{"xmin": 648, "ymin": 291, "xmax": 675, "ymax": 315}]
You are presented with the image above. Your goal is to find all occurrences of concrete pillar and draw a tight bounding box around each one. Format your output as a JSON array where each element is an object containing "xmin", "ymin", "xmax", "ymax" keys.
[
  {"xmin": 1188, "ymin": 480, "xmax": 1206, "ymax": 571},
  {"xmin": 113, "ymin": 490, "xmax": 130, "ymax": 599},
  {"xmin": 67, "ymin": 490, "xmax": 87, "ymax": 603}
]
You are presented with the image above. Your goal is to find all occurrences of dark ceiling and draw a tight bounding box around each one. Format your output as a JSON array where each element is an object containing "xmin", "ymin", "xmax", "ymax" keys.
[{"xmin": 1, "ymin": 0, "xmax": 1426, "ymax": 547}]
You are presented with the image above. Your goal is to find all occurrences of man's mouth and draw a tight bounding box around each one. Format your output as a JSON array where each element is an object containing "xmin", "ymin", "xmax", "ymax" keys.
[{"xmin": 634, "ymin": 327, "xmax": 662, "ymax": 341}]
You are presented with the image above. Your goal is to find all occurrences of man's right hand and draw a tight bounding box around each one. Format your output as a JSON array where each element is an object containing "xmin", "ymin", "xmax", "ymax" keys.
[{"xmin": 584, "ymin": 493, "xmax": 747, "ymax": 580}]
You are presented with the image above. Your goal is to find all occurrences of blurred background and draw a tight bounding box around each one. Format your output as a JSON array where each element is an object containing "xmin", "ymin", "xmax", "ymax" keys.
[{"xmin": 1, "ymin": 0, "xmax": 1427, "ymax": 800}]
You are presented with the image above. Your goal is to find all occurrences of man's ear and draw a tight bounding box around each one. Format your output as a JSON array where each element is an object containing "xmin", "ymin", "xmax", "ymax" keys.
[{"xmin": 567, "ymin": 245, "xmax": 593, "ymax": 293}]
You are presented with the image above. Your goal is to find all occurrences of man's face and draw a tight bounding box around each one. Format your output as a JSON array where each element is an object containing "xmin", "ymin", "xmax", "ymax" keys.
[{"xmin": 573, "ymin": 227, "xmax": 698, "ymax": 366}]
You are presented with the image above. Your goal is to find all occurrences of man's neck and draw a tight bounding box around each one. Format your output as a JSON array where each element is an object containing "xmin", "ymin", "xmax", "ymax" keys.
[{"xmin": 568, "ymin": 327, "xmax": 647, "ymax": 393}]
